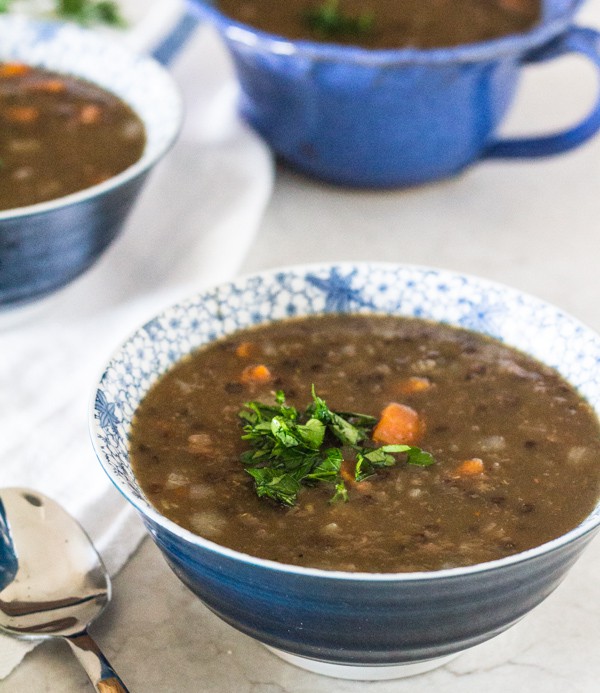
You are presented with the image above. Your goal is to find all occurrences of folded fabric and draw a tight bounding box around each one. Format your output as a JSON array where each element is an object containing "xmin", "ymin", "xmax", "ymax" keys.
[{"xmin": 0, "ymin": 17, "xmax": 273, "ymax": 677}]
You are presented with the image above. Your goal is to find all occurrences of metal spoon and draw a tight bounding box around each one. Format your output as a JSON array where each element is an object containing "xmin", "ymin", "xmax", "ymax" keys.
[{"xmin": 0, "ymin": 487, "xmax": 129, "ymax": 692}]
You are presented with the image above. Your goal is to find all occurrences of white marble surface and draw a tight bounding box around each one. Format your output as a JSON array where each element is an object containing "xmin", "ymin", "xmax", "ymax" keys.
[{"xmin": 4, "ymin": 2, "xmax": 600, "ymax": 691}]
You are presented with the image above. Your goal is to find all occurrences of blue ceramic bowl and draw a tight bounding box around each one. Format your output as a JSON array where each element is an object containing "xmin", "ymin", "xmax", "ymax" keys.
[
  {"xmin": 187, "ymin": 0, "xmax": 600, "ymax": 187},
  {"xmin": 0, "ymin": 16, "xmax": 182, "ymax": 307},
  {"xmin": 91, "ymin": 263, "xmax": 600, "ymax": 679}
]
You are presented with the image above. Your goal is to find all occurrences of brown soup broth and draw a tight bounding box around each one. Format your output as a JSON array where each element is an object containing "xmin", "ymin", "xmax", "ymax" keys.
[
  {"xmin": 217, "ymin": 0, "xmax": 542, "ymax": 49},
  {"xmin": 129, "ymin": 315, "xmax": 600, "ymax": 572},
  {"xmin": 0, "ymin": 63, "xmax": 146, "ymax": 211}
]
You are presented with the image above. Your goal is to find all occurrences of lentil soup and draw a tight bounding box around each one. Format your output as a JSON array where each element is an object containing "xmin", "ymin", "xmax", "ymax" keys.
[
  {"xmin": 129, "ymin": 315, "xmax": 600, "ymax": 573},
  {"xmin": 216, "ymin": 0, "xmax": 542, "ymax": 49},
  {"xmin": 0, "ymin": 63, "xmax": 146, "ymax": 211}
]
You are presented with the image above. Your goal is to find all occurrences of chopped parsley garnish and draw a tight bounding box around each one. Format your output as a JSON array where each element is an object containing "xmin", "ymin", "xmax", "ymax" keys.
[
  {"xmin": 57, "ymin": 0, "xmax": 125, "ymax": 26},
  {"xmin": 239, "ymin": 386, "xmax": 434, "ymax": 506},
  {"xmin": 304, "ymin": 0, "xmax": 375, "ymax": 41},
  {"xmin": 0, "ymin": 0, "xmax": 125, "ymax": 27}
]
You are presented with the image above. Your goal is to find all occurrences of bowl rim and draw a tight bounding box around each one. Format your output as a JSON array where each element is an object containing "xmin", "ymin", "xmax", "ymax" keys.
[
  {"xmin": 0, "ymin": 15, "xmax": 183, "ymax": 222},
  {"xmin": 188, "ymin": 0, "xmax": 583, "ymax": 65},
  {"xmin": 90, "ymin": 261, "xmax": 600, "ymax": 582}
]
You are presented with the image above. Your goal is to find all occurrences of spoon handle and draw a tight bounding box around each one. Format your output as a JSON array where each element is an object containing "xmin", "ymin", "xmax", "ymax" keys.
[{"xmin": 65, "ymin": 631, "xmax": 129, "ymax": 692}]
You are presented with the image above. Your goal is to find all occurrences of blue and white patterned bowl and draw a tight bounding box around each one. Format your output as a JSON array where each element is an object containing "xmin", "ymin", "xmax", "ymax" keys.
[
  {"xmin": 91, "ymin": 263, "xmax": 600, "ymax": 679},
  {"xmin": 0, "ymin": 15, "xmax": 182, "ymax": 307}
]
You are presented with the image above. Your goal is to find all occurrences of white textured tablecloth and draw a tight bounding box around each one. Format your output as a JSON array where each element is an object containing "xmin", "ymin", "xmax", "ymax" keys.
[{"xmin": 0, "ymin": 19, "xmax": 273, "ymax": 676}]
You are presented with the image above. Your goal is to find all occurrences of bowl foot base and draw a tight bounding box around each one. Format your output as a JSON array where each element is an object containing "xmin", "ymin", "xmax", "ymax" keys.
[{"xmin": 264, "ymin": 646, "xmax": 460, "ymax": 680}]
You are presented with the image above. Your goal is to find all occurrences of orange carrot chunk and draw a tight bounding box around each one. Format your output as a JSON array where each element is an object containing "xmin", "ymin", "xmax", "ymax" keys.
[
  {"xmin": 454, "ymin": 458, "xmax": 485, "ymax": 476},
  {"xmin": 240, "ymin": 364, "xmax": 272, "ymax": 384},
  {"xmin": 340, "ymin": 461, "xmax": 372, "ymax": 493},
  {"xmin": 235, "ymin": 341, "xmax": 255, "ymax": 358},
  {"xmin": 372, "ymin": 402, "xmax": 424, "ymax": 445},
  {"xmin": 30, "ymin": 79, "xmax": 66, "ymax": 94},
  {"xmin": 0, "ymin": 63, "xmax": 31, "ymax": 78},
  {"xmin": 5, "ymin": 105, "xmax": 39, "ymax": 123},
  {"xmin": 396, "ymin": 376, "xmax": 432, "ymax": 395},
  {"xmin": 79, "ymin": 104, "xmax": 103, "ymax": 124}
]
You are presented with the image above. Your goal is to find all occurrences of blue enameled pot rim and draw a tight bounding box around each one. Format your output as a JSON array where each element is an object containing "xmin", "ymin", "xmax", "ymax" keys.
[
  {"xmin": 90, "ymin": 261, "xmax": 600, "ymax": 584},
  {"xmin": 188, "ymin": 0, "xmax": 584, "ymax": 65}
]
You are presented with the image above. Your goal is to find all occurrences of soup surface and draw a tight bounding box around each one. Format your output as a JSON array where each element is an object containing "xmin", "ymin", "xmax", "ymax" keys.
[
  {"xmin": 130, "ymin": 315, "xmax": 600, "ymax": 572},
  {"xmin": 0, "ymin": 63, "xmax": 146, "ymax": 211},
  {"xmin": 216, "ymin": 0, "xmax": 541, "ymax": 49}
]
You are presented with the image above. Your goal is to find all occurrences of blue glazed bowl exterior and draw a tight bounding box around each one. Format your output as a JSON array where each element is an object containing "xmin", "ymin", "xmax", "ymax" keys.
[
  {"xmin": 146, "ymin": 511, "xmax": 596, "ymax": 664},
  {"xmin": 188, "ymin": 1, "xmax": 588, "ymax": 187},
  {"xmin": 0, "ymin": 176, "xmax": 147, "ymax": 305},
  {"xmin": 0, "ymin": 17, "xmax": 182, "ymax": 307},
  {"xmin": 91, "ymin": 263, "xmax": 600, "ymax": 668}
]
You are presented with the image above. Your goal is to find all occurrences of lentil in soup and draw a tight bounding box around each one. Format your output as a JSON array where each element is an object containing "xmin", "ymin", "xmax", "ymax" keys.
[
  {"xmin": 216, "ymin": 0, "xmax": 542, "ymax": 49},
  {"xmin": 130, "ymin": 315, "xmax": 600, "ymax": 572},
  {"xmin": 0, "ymin": 63, "xmax": 146, "ymax": 211}
]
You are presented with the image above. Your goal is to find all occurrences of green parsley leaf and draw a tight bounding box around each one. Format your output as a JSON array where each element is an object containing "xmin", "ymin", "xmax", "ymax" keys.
[
  {"xmin": 330, "ymin": 481, "xmax": 349, "ymax": 504},
  {"xmin": 405, "ymin": 447, "xmax": 436, "ymax": 467},
  {"xmin": 245, "ymin": 467, "xmax": 302, "ymax": 506},
  {"xmin": 304, "ymin": 0, "xmax": 375, "ymax": 41},
  {"xmin": 0, "ymin": 0, "xmax": 124, "ymax": 24},
  {"xmin": 308, "ymin": 384, "xmax": 371, "ymax": 446},
  {"xmin": 305, "ymin": 447, "xmax": 344, "ymax": 482},
  {"xmin": 356, "ymin": 444, "xmax": 434, "ymax": 481},
  {"xmin": 94, "ymin": 0, "xmax": 124, "ymax": 26}
]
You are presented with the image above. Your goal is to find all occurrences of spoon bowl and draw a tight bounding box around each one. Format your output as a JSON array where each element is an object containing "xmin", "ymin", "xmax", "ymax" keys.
[{"xmin": 0, "ymin": 488, "xmax": 128, "ymax": 691}]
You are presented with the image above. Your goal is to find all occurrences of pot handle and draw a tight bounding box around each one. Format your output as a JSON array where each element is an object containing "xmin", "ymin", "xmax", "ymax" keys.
[{"xmin": 483, "ymin": 26, "xmax": 600, "ymax": 158}]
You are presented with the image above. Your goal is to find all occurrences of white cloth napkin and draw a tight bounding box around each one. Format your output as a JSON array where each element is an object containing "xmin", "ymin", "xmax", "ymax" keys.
[{"xmin": 0, "ymin": 19, "xmax": 273, "ymax": 676}]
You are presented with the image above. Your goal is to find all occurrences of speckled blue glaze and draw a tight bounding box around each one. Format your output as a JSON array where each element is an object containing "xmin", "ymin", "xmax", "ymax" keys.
[
  {"xmin": 0, "ymin": 16, "xmax": 182, "ymax": 307},
  {"xmin": 187, "ymin": 0, "xmax": 600, "ymax": 187},
  {"xmin": 91, "ymin": 263, "xmax": 600, "ymax": 669}
]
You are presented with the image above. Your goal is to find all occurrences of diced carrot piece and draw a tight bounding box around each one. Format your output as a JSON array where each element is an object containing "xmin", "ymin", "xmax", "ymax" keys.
[
  {"xmin": 5, "ymin": 106, "xmax": 39, "ymax": 123},
  {"xmin": 341, "ymin": 461, "xmax": 372, "ymax": 493},
  {"xmin": 240, "ymin": 364, "xmax": 272, "ymax": 384},
  {"xmin": 30, "ymin": 79, "xmax": 66, "ymax": 94},
  {"xmin": 454, "ymin": 458, "xmax": 485, "ymax": 476},
  {"xmin": 372, "ymin": 402, "xmax": 424, "ymax": 445},
  {"xmin": 340, "ymin": 465, "xmax": 354, "ymax": 484},
  {"xmin": 79, "ymin": 104, "xmax": 103, "ymax": 124},
  {"xmin": 396, "ymin": 376, "xmax": 432, "ymax": 395},
  {"xmin": 498, "ymin": 0, "xmax": 530, "ymax": 14},
  {"xmin": 235, "ymin": 341, "xmax": 255, "ymax": 358},
  {"xmin": 0, "ymin": 63, "xmax": 31, "ymax": 77}
]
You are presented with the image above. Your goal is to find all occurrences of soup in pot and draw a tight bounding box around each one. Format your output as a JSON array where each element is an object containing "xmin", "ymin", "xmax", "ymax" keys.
[{"xmin": 216, "ymin": 0, "xmax": 542, "ymax": 49}]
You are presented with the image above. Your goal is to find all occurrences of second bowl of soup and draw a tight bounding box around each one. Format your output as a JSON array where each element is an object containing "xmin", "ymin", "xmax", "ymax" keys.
[
  {"xmin": 0, "ymin": 16, "xmax": 182, "ymax": 307},
  {"xmin": 91, "ymin": 262, "xmax": 600, "ymax": 679}
]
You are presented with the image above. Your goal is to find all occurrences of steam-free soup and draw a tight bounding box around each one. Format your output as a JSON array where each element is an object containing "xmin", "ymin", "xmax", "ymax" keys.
[
  {"xmin": 217, "ymin": 0, "xmax": 542, "ymax": 49},
  {"xmin": 0, "ymin": 63, "xmax": 146, "ymax": 210},
  {"xmin": 130, "ymin": 315, "xmax": 600, "ymax": 573}
]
